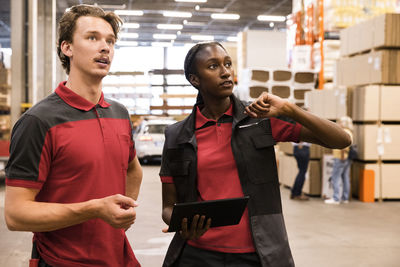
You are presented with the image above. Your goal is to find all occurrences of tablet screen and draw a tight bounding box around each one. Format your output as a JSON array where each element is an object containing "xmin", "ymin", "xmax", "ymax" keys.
[{"xmin": 167, "ymin": 196, "xmax": 250, "ymax": 232}]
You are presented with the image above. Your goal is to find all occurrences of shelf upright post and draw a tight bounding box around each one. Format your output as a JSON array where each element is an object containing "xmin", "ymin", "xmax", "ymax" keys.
[{"xmin": 318, "ymin": 0, "xmax": 324, "ymax": 89}]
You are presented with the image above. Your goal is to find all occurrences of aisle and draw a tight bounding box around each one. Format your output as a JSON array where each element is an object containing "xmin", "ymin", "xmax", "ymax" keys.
[{"xmin": 1, "ymin": 166, "xmax": 400, "ymax": 266}]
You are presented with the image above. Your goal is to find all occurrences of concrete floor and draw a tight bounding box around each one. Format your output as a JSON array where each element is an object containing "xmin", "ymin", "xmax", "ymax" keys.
[{"xmin": 1, "ymin": 165, "xmax": 399, "ymax": 267}]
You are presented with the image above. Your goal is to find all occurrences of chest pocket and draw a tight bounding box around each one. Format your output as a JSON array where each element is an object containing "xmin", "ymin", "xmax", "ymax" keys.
[{"xmin": 244, "ymin": 133, "xmax": 277, "ymax": 184}]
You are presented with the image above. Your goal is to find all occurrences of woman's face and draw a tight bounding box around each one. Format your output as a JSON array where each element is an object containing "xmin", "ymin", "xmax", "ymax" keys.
[{"xmin": 190, "ymin": 45, "xmax": 234, "ymax": 100}]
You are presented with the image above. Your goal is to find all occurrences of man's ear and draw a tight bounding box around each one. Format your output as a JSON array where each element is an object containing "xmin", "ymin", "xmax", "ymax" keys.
[
  {"xmin": 60, "ymin": 40, "xmax": 73, "ymax": 58},
  {"xmin": 189, "ymin": 74, "xmax": 200, "ymax": 89}
]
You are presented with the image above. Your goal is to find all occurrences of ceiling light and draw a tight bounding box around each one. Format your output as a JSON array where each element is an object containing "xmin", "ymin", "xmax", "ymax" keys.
[
  {"xmin": 177, "ymin": 31, "xmax": 182, "ymax": 35},
  {"xmin": 211, "ymin": 13, "xmax": 240, "ymax": 20},
  {"xmin": 195, "ymin": 5, "xmax": 200, "ymax": 11},
  {"xmin": 257, "ymin": 15, "xmax": 286, "ymax": 22},
  {"xmin": 153, "ymin": 34, "xmax": 177, "ymax": 40},
  {"xmin": 152, "ymin": 42, "xmax": 173, "ymax": 47},
  {"xmin": 123, "ymin": 23, "xmax": 140, "ymax": 29},
  {"xmin": 191, "ymin": 35, "xmax": 214, "ymax": 41},
  {"xmin": 120, "ymin": 33, "xmax": 139, "ymax": 39},
  {"xmin": 163, "ymin": 11, "xmax": 192, "ymax": 18},
  {"xmin": 227, "ymin": 36, "xmax": 238, "ymax": 42},
  {"xmin": 175, "ymin": 0, "xmax": 207, "ymax": 2},
  {"xmin": 117, "ymin": 41, "xmax": 138, "ymax": 46},
  {"xmin": 115, "ymin": 10, "xmax": 144, "ymax": 16},
  {"xmin": 269, "ymin": 22, "xmax": 274, "ymax": 27},
  {"xmin": 157, "ymin": 24, "xmax": 184, "ymax": 30},
  {"xmin": 185, "ymin": 21, "xmax": 207, "ymax": 26}
]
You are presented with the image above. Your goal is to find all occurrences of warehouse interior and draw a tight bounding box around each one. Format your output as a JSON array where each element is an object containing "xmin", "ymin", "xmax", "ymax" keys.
[{"xmin": 0, "ymin": 0, "xmax": 400, "ymax": 266}]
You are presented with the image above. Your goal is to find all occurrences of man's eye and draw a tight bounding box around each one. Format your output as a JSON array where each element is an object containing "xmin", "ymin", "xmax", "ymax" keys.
[
  {"xmin": 209, "ymin": 64, "xmax": 217, "ymax": 69},
  {"xmin": 225, "ymin": 62, "xmax": 232, "ymax": 67},
  {"xmin": 107, "ymin": 39, "xmax": 115, "ymax": 45},
  {"xmin": 88, "ymin": 36, "xmax": 96, "ymax": 41}
]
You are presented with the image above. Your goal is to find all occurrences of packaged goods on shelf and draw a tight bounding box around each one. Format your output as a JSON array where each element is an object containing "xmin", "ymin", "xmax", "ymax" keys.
[
  {"xmin": 340, "ymin": 13, "xmax": 400, "ymax": 57},
  {"xmin": 291, "ymin": 45, "xmax": 312, "ymax": 70},
  {"xmin": 353, "ymin": 124, "xmax": 400, "ymax": 161},
  {"xmin": 305, "ymin": 88, "xmax": 347, "ymax": 120},
  {"xmin": 278, "ymin": 142, "xmax": 332, "ymax": 159},
  {"xmin": 352, "ymin": 85, "xmax": 400, "ymax": 122},
  {"xmin": 237, "ymin": 68, "xmax": 316, "ymax": 102},
  {"xmin": 352, "ymin": 162, "xmax": 400, "ymax": 199},
  {"xmin": 278, "ymin": 152, "xmax": 321, "ymax": 195},
  {"xmin": 272, "ymin": 70, "xmax": 292, "ymax": 83},
  {"xmin": 0, "ymin": 67, "xmax": 11, "ymax": 85},
  {"xmin": 336, "ymin": 49, "xmax": 400, "ymax": 86}
]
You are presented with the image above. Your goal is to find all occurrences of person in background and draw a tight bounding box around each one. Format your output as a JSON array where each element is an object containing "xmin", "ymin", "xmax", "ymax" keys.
[
  {"xmin": 325, "ymin": 116, "xmax": 354, "ymax": 205},
  {"xmin": 290, "ymin": 141, "xmax": 311, "ymax": 200},
  {"xmin": 159, "ymin": 41, "xmax": 351, "ymax": 267},
  {"xmin": 4, "ymin": 5, "xmax": 142, "ymax": 266}
]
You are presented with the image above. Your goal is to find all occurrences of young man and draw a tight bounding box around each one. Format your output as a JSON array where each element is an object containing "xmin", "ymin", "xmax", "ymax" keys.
[{"xmin": 4, "ymin": 5, "xmax": 142, "ymax": 267}]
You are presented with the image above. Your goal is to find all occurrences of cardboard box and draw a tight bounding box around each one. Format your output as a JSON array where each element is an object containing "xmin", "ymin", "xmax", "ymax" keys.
[
  {"xmin": 340, "ymin": 13, "xmax": 400, "ymax": 56},
  {"xmin": 278, "ymin": 152, "xmax": 297, "ymax": 187},
  {"xmin": 373, "ymin": 13, "xmax": 400, "ymax": 49},
  {"xmin": 305, "ymin": 88, "xmax": 347, "ymax": 120},
  {"xmin": 278, "ymin": 152, "xmax": 321, "ymax": 195},
  {"xmin": 381, "ymin": 164, "xmax": 400, "ymax": 198},
  {"xmin": 352, "ymin": 85, "xmax": 400, "ymax": 121},
  {"xmin": 351, "ymin": 162, "xmax": 380, "ymax": 199},
  {"xmin": 352, "ymin": 85, "xmax": 380, "ymax": 121},
  {"xmin": 249, "ymin": 86, "xmax": 268, "ymax": 98},
  {"xmin": 337, "ymin": 49, "xmax": 400, "ymax": 86},
  {"xmin": 271, "ymin": 85, "xmax": 291, "ymax": 98},
  {"xmin": 273, "ymin": 70, "xmax": 292, "ymax": 82},
  {"xmin": 251, "ymin": 70, "xmax": 269, "ymax": 82},
  {"xmin": 352, "ymin": 162, "xmax": 400, "ymax": 199},
  {"xmin": 353, "ymin": 124, "xmax": 400, "ymax": 160},
  {"xmin": 0, "ymin": 68, "xmax": 11, "ymax": 85},
  {"xmin": 303, "ymin": 160, "xmax": 321, "ymax": 195}
]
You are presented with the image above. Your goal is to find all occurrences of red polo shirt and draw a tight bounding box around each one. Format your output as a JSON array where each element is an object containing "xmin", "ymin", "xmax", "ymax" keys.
[
  {"xmin": 6, "ymin": 82, "xmax": 139, "ymax": 267},
  {"xmin": 161, "ymin": 103, "xmax": 301, "ymax": 253}
]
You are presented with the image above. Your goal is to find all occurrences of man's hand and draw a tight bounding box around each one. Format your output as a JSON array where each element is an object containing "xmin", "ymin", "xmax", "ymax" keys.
[
  {"xmin": 245, "ymin": 92, "xmax": 288, "ymax": 118},
  {"xmin": 98, "ymin": 194, "xmax": 138, "ymax": 230}
]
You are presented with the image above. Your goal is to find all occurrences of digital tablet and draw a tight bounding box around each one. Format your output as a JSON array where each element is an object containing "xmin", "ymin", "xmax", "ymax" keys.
[{"xmin": 167, "ymin": 196, "xmax": 250, "ymax": 232}]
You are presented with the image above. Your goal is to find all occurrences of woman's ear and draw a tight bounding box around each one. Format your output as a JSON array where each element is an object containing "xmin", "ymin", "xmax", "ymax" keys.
[
  {"xmin": 189, "ymin": 74, "xmax": 200, "ymax": 89},
  {"xmin": 60, "ymin": 40, "xmax": 73, "ymax": 57}
]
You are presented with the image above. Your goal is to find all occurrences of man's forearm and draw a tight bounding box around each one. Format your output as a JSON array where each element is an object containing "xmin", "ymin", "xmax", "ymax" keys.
[
  {"xmin": 5, "ymin": 186, "xmax": 100, "ymax": 232},
  {"xmin": 126, "ymin": 156, "xmax": 143, "ymax": 200}
]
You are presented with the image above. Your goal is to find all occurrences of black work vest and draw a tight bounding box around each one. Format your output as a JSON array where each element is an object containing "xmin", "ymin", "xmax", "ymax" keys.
[{"xmin": 160, "ymin": 95, "xmax": 295, "ymax": 267}]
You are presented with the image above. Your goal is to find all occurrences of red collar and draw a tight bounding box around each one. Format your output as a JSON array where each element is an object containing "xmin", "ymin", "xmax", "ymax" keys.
[
  {"xmin": 195, "ymin": 102, "xmax": 233, "ymax": 129},
  {"xmin": 55, "ymin": 81, "xmax": 110, "ymax": 111}
]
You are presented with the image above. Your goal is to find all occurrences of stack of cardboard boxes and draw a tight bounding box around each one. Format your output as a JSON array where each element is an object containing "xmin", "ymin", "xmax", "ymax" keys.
[
  {"xmin": 278, "ymin": 142, "xmax": 332, "ymax": 196},
  {"xmin": 337, "ymin": 13, "xmax": 400, "ymax": 200},
  {"xmin": 0, "ymin": 62, "xmax": 11, "ymax": 141},
  {"xmin": 236, "ymin": 68, "xmax": 316, "ymax": 107}
]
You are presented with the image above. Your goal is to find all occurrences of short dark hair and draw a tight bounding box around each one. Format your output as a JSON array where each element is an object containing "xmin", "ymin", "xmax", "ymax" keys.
[
  {"xmin": 183, "ymin": 42, "xmax": 226, "ymax": 84},
  {"xmin": 57, "ymin": 4, "xmax": 122, "ymax": 74}
]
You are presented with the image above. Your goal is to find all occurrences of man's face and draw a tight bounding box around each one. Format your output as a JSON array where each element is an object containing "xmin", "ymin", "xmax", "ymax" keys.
[
  {"xmin": 67, "ymin": 16, "xmax": 116, "ymax": 79},
  {"xmin": 191, "ymin": 45, "xmax": 234, "ymax": 100}
]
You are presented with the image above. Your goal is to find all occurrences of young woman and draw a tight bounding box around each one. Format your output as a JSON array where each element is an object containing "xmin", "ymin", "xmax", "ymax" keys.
[{"xmin": 160, "ymin": 42, "xmax": 351, "ymax": 267}]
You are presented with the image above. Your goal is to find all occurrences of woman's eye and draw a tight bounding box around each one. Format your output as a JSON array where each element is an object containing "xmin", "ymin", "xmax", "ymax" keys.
[
  {"xmin": 107, "ymin": 39, "xmax": 115, "ymax": 45},
  {"xmin": 209, "ymin": 64, "xmax": 217, "ymax": 69},
  {"xmin": 225, "ymin": 62, "xmax": 232, "ymax": 67}
]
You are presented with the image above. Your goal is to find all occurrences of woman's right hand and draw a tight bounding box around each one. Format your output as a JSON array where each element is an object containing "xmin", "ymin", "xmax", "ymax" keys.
[{"xmin": 180, "ymin": 215, "xmax": 211, "ymax": 240}]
